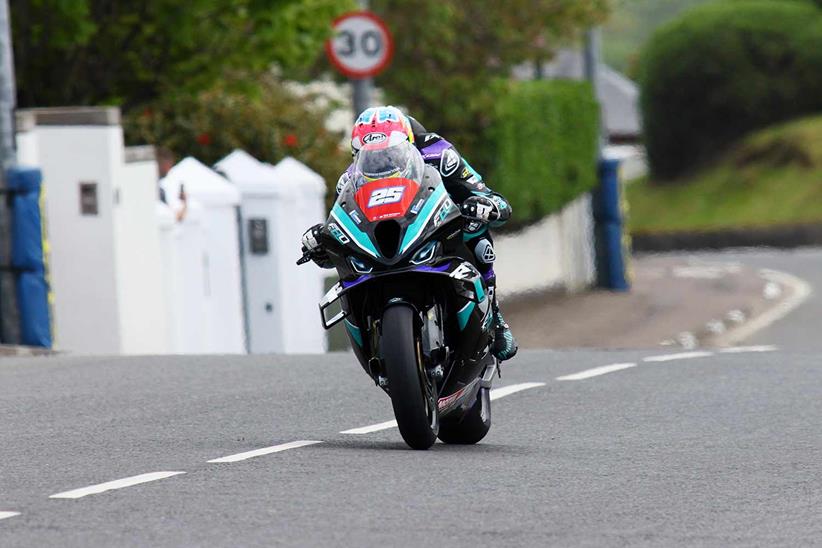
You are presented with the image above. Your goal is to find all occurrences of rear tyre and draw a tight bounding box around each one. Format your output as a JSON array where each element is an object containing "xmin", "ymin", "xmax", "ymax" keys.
[
  {"xmin": 437, "ymin": 386, "xmax": 491, "ymax": 444},
  {"xmin": 382, "ymin": 304, "xmax": 438, "ymax": 450}
]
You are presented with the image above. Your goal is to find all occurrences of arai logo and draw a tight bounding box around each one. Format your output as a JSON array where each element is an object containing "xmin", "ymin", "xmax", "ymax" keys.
[{"xmin": 363, "ymin": 132, "xmax": 387, "ymax": 145}]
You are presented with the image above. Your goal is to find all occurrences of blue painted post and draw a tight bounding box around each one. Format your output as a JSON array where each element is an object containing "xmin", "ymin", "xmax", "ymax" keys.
[
  {"xmin": 592, "ymin": 158, "xmax": 631, "ymax": 291},
  {"xmin": 6, "ymin": 166, "xmax": 52, "ymax": 347}
]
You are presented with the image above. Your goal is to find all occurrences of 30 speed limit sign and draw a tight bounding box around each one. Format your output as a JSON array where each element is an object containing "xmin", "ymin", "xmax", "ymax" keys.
[{"xmin": 326, "ymin": 11, "xmax": 394, "ymax": 79}]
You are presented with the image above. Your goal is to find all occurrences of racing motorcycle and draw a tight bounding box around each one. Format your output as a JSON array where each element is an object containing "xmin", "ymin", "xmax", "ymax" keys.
[{"xmin": 297, "ymin": 161, "xmax": 499, "ymax": 450}]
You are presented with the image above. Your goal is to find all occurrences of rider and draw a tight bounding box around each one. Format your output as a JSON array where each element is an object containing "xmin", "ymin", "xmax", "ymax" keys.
[{"xmin": 302, "ymin": 106, "xmax": 518, "ymax": 361}]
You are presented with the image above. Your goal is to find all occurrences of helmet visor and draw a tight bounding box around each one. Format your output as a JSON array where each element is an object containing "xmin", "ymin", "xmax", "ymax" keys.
[{"xmin": 354, "ymin": 141, "xmax": 424, "ymax": 185}]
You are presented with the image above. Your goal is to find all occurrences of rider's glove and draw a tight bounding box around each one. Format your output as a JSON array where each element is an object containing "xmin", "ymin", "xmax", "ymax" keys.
[
  {"xmin": 301, "ymin": 224, "xmax": 333, "ymax": 268},
  {"xmin": 461, "ymin": 196, "xmax": 500, "ymax": 223}
]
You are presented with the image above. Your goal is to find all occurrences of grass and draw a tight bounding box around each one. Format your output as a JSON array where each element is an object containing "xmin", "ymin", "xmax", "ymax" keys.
[{"xmin": 626, "ymin": 114, "xmax": 822, "ymax": 233}]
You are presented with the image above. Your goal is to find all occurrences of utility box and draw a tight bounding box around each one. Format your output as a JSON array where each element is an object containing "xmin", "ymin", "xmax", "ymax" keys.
[
  {"xmin": 216, "ymin": 150, "xmax": 326, "ymax": 354},
  {"xmin": 15, "ymin": 107, "xmax": 170, "ymax": 354},
  {"xmin": 161, "ymin": 157, "xmax": 246, "ymax": 354}
]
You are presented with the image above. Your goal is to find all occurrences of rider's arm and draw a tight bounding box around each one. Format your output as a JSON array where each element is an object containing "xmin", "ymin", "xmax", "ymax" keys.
[{"xmin": 417, "ymin": 135, "xmax": 511, "ymax": 227}]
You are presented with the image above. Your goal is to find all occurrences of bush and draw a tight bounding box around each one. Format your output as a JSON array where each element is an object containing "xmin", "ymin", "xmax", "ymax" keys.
[
  {"xmin": 124, "ymin": 73, "xmax": 350, "ymax": 201},
  {"xmin": 490, "ymin": 80, "xmax": 599, "ymax": 225},
  {"xmin": 639, "ymin": 0, "xmax": 822, "ymax": 180}
]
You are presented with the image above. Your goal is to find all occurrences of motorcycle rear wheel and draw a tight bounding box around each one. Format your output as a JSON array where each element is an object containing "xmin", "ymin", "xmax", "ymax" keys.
[
  {"xmin": 382, "ymin": 304, "xmax": 438, "ymax": 450},
  {"xmin": 437, "ymin": 386, "xmax": 491, "ymax": 444}
]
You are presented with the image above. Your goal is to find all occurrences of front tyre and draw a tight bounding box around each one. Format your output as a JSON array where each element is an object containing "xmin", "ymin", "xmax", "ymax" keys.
[
  {"xmin": 437, "ymin": 386, "xmax": 491, "ymax": 444},
  {"xmin": 382, "ymin": 305, "xmax": 438, "ymax": 450}
]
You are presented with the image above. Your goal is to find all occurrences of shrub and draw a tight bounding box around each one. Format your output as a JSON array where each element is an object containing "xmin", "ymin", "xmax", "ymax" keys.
[
  {"xmin": 124, "ymin": 73, "xmax": 350, "ymax": 201},
  {"xmin": 638, "ymin": 0, "xmax": 822, "ymax": 180},
  {"xmin": 489, "ymin": 80, "xmax": 599, "ymax": 225}
]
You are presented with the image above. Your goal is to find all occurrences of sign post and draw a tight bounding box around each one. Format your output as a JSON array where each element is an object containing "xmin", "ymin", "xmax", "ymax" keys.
[{"xmin": 325, "ymin": 11, "xmax": 394, "ymax": 120}]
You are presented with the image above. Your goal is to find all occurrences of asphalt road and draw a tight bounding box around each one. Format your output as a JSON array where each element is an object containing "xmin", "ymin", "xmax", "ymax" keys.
[{"xmin": 1, "ymin": 248, "xmax": 821, "ymax": 547}]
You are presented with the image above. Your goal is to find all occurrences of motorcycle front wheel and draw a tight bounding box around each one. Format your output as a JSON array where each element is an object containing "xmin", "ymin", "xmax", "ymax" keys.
[{"xmin": 381, "ymin": 304, "xmax": 438, "ymax": 450}]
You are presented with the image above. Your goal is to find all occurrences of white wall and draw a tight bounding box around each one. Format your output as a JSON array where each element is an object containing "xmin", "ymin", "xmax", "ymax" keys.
[
  {"xmin": 494, "ymin": 193, "xmax": 595, "ymax": 298},
  {"xmin": 113, "ymin": 158, "xmax": 170, "ymax": 354},
  {"xmin": 32, "ymin": 125, "xmax": 123, "ymax": 353}
]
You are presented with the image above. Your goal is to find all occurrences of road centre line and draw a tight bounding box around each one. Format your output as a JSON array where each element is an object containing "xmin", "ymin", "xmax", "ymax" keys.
[
  {"xmin": 719, "ymin": 345, "xmax": 777, "ymax": 354},
  {"xmin": 643, "ymin": 351, "xmax": 713, "ymax": 363},
  {"xmin": 0, "ymin": 511, "xmax": 20, "ymax": 521},
  {"xmin": 556, "ymin": 363, "xmax": 637, "ymax": 381},
  {"xmin": 208, "ymin": 440, "xmax": 322, "ymax": 463},
  {"xmin": 49, "ymin": 471, "xmax": 185, "ymax": 500},
  {"xmin": 341, "ymin": 382, "xmax": 546, "ymax": 434}
]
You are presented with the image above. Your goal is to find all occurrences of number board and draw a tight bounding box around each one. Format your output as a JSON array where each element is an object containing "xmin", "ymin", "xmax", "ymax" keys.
[{"xmin": 325, "ymin": 11, "xmax": 394, "ymax": 78}]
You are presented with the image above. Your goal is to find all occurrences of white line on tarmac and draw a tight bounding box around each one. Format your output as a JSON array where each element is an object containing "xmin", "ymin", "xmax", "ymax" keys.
[
  {"xmin": 341, "ymin": 382, "xmax": 546, "ymax": 434},
  {"xmin": 643, "ymin": 351, "xmax": 714, "ymax": 363},
  {"xmin": 49, "ymin": 471, "xmax": 186, "ymax": 500},
  {"xmin": 489, "ymin": 382, "xmax": 546, "ymax": 400},
  {"xmin": 0, "ymin": 511, "xmax": 20, "ymax": 521},
  {"xmin": 556, "ymin": 363, "xmax": 637, "ymax": 381},
  {"xmin": 719, "ymin": 345, "xmax": 777, "ymax": 354},
  {"xmin": 716, "ymin": 268, "xmax": 812, "ymax": 346},
  {"xmin": 208, "ymin": 440, "xmax": 322, "ymax": 463}
]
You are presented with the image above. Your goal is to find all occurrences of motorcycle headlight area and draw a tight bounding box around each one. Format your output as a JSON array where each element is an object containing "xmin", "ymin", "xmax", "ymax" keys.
[
  {"xmin": 348, "ymin": 255, "xmax": 374, "ymax": 274},
  {"xmin": 410, "ymin": 241, "xmax": 441, "ymax": 265}
]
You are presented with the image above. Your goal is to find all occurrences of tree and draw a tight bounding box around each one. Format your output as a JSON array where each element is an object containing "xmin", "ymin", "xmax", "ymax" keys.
[
  {"xmin": 125, "ymin": 73, "xmax": 350, "ymax": 201},
  {"xmin": 368, "ymin": 0, "xmax": 609, "ymax": 173},
  {"xmin": 11, "ymin": 0, "xmax": 353, "ymax": 109}
]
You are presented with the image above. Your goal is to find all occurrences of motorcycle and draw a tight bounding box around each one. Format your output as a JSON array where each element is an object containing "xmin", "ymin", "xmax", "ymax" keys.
[{"xmin": 298, "ymin": 165, "xmax": 499, "ymax": 450}]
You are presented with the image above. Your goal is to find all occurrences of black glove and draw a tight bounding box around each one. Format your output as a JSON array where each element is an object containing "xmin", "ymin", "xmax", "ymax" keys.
[
  {"xmin": 461, "ymin": 196, "xmax": 500, "ymax": 223},
  {"xmin": 300, "ymin": 224, "xmax": 332, "ymax": 268}
]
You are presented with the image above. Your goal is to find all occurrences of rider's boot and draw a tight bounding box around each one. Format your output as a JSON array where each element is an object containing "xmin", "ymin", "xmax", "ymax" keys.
[{"xmin": 491, "ymin": 298, "xmax": 518, "ymax": 361}]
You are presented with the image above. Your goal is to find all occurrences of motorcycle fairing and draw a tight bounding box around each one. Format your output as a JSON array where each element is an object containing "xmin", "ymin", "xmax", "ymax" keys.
[
  {"xmin": 354, "ymin": 178, "xmax": 420, "ymax": 222},
  {"xmin": 326, "ymin": 166, "xmax": 461, "ymax": 267}
]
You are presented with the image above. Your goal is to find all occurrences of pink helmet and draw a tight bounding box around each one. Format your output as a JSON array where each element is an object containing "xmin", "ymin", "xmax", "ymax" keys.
[{"xmin": 351, "ymin": 106, "xmax": 415, "ymax": 153}]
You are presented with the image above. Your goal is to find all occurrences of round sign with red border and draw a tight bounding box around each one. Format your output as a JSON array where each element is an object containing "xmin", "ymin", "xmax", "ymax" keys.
[{"xmin": 325, "ymin": 11, "xmax": 394, "ymax": 79}]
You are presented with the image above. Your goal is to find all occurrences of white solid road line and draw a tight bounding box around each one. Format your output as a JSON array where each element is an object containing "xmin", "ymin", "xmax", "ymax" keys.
[
  {"xmin": 341, "ymin": 382, "xmax": 546, "ymax": 434},
  {"xmin": 720, "ymin": 345, "xmax": 778, "ymax": 354},
  {"xmin": 716, "ymin": 268, "xmax": 811, "ymax": 346},
  {"xmin": 0, "ymin": 511, "xmax": 20, "ymax": 521},
  {"xmin": 49, "ymin": 471, "xmax": 186, "ymax": 500},
  {"xmin": 556, "ymin": 363, "xmax": 637, "ymax": 381},
  {"xmin": 208, "ymin": 440, "xmax": 322, "ymax": 463},
  {"xmin": 643, "ymin": 351, "xmax": 714, "ymax": 363}
]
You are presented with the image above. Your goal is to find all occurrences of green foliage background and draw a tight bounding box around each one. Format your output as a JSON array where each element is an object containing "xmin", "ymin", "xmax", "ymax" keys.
[
  {"xmin": 638, "ymin": 0, "xmax": 822, "ymax": 180},
  {"xmin": 370, "ymin": 0, "xmax": 608, "ymax": 180},
  {"xmin": 125, "ymin": 74, "xmax": 349, "ymax": 199},
  {"xmin": 490, "ymin": 80, "xmax": 599, "ymax": 225}
]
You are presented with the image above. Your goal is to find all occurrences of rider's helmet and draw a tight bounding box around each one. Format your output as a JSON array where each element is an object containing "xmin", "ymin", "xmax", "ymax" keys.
[
  {"xmin": 354, "ymin": 138, "xmax": 425, "ymax": 185},
  {"xmin": 351, "ymin": 106, "xmax": 415, "ymax": 155}
]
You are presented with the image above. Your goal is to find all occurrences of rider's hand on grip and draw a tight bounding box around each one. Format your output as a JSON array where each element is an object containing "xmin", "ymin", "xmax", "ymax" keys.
[{"xmin": 460, "ymin": 196, "xmax": 499, "ymax": 223}]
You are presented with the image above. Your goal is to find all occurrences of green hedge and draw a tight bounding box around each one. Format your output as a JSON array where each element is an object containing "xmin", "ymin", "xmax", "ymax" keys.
[
  {"xmin": 490, "ymin": 80, "xmax": 599, "ymax": 225},
  {"xmin": 639, "ymin": 0, "xmax": 822, "ymax": 180}
]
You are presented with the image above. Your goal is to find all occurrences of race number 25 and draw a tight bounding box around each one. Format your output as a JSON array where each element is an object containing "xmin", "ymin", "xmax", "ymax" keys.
[{"xmin": 368, "ymin": 187, "xmax": 405, "ymax": 207}]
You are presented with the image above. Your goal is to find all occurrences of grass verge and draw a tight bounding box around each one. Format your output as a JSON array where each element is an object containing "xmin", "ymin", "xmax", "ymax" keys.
[{"xmin": 627, "ymin": 114, "xmax": 822, "ymax": 233}]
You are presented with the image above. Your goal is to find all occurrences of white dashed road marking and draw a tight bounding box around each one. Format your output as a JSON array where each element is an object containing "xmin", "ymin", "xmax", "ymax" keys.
[
  {"xmin": 719, "ymin": 345, "xmax": 777, "ymax": 354},
  {"xmin": 643, "ymin": 351, "xmax": 714, "ymax": 363},
  {"xmin": 208, "ymin": 440, "xmax": 322, "ymax": 463},
  {"xmin": 341, "ymin": 382, "xmax": 546, "ymax": 434},
  {"xmin": 0, "ymin": 511, "xmax": 20, "ymax": 521},
  {"xmin": 49, "ymin": 471, "xmax": 186, "ymax": 500},
  {"xmin": 489, "ymin": 382, "xmax": 546, "ymax": 400},
  {"xmin": 556, "ymin": 363, "xmax": 637, "ymax": 381},
  {"xmin": 341, "ymin": 420, "xmax": 398, "ymax": 435}
]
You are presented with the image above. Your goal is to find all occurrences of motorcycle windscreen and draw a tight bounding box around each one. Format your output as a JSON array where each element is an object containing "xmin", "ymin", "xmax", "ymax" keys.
[{"xmin": 354, "ymin": 178, "xmax": 420, "ymax": 222}]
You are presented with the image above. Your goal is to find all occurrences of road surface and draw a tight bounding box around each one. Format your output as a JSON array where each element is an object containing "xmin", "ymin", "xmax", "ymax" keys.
[{"xmin": 1, "ymin": 248, "xmax": 820, "ymax": 546}]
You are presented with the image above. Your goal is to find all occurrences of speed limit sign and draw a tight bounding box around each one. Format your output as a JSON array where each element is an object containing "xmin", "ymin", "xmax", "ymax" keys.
[{"xmin": 325, "ymin": 11, "xmax": 394, "ymax": 79}]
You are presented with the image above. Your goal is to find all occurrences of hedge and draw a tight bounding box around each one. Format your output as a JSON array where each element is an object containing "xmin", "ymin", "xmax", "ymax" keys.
[
  {"xmin": 639, "ymin": 0, "xmax": 822, "ymax": 180},
  {"xmin": 489, "ymin": 80, "xmax": 599, "ymax": 225}
]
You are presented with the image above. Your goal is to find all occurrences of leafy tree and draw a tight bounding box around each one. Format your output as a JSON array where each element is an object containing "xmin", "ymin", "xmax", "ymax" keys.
[
  {"xmin": 125, "ymin": 73, "xmax": 350, "ymax": 201},
  {"xmin": 11, "ymin": 0, "xmax": 353, "ymax": 109},
  {"xmin": 368, "ymin": 0, "xmax": 609, "ymax": 174}
]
